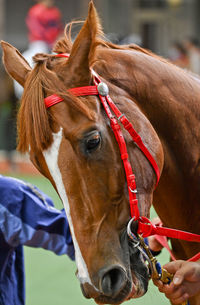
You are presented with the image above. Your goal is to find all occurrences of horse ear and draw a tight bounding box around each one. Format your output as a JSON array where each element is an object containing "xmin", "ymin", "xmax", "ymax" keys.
[
  {"xmin": 67, "ymin": 1, "xmax": 103, "ymax": 84},
  {"xmin": 1, "ymin": 41, "xmax": 31, "ymax": 87}
]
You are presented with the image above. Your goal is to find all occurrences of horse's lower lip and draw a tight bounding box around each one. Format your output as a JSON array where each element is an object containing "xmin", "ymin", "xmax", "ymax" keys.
[
  {"xmin": 127, "ymin": 284, "xmax": 144, "ymax": 300},
  {"xmin": 127, "ymin": 280, "xmax": 143, "ymax": 300},
  {"xmin": 126, "ymin": 281, "xmax": 143, "ymax": 299}
]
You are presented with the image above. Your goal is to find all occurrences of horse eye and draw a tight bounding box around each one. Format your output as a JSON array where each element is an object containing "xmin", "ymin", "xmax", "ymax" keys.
[{"xmin": 85, "ymin": 131, "xmax": 101, "ymax": 152}]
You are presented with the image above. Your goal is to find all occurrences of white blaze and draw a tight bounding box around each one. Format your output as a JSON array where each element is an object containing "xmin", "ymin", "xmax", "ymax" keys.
[{"xmin": 43, "ymin": 128, "xmax": 93, "ymax": 285}]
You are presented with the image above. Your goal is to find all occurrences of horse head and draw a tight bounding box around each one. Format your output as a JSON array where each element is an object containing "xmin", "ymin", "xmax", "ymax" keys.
[{"xmin": 1, "ymin": 2, "xmax": 164, "ymax": 304}]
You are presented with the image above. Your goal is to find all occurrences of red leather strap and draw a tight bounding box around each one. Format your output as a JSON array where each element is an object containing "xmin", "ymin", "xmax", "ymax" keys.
[
  {"xmin": 151, "ymin": 222, "xmax": 200, "ymax": 262},
  {"xmin": 137, "ymin": 216, "xmax": 200, "ymax": 242},
  {"xmin": 153, "ymin": 234, "xmax": 200, "ymax": 262},
  {"xmin": 54, "ymin": 53, "xmax": 70, "ymax": 58},
  {"xmin": 154, "ymin": 234, "xmax": 177, "ymax": 261},
  {"xmin": 93, "ymin": 74, "xmax": 160, "ymax": 186},
  {"xmin": 44, "ymin": 86, "xmax": 98, "ymax": 107},
  {"xmin": 97, "ymin": 94, "xmax": 140, "ymax": 219},
  {"xmin": 110, "ymin": 102, "xmax": 160, "ymax": 186},
  {"xmin": 45, "ymin": 94, "xmax": 64, "ymax": 108},
  {"xmin": 188, "ymin": 252, "xmax": 200, "ymax": 262},
  {"xmin": 110, "ymin": 117, "xmax": 140, "ymax": 219},
  {"xmin": 69, "ymin": 86, "xmax": 98, "ymax": 96}
]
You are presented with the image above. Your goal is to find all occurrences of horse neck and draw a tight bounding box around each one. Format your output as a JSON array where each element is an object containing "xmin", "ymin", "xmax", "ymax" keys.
[{"xmin": 130, "ymin": 54, "xmax": 200, "ymax": 172}]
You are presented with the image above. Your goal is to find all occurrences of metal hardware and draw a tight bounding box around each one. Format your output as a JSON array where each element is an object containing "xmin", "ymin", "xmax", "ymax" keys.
[
  {"xmin": 129, "ymin": 186, "xmax": 138, "ymax": 194},
  {"xmin": 97, "ymin": 82, "xmax": 109, "ymax": 96},
  {"xmin": 118, "ymin": 113, "xmax": 125, "ymax": 121},
  {"xmin": 160, "ymin": 267, "xmax": 174, "ymax": 284},
  {"xmin": 127, "ymin": 218, "xmax": 140, "ymax": 247}
]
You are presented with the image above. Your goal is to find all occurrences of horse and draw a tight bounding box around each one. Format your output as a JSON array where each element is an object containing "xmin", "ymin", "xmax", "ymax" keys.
[{"xmin": 1, "ymin": 2, "xmax": 200, "ymax": 304}]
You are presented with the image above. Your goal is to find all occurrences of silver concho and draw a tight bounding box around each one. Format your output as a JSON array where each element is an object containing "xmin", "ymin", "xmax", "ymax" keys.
[{"xmin": 97, "ymin": 82, "xmax": 109, "ymax": 96}]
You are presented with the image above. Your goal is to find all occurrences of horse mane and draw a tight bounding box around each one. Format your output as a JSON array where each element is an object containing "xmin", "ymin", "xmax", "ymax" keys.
[{"xmin": 53, "ymin": 21, "xmax": 169, "ymax": 66}]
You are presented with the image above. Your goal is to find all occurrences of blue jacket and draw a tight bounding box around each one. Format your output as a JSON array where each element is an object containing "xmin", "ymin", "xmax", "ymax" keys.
[{"xmin": 0, "ymin": 175, "xmax": 75, "ymax": 305}]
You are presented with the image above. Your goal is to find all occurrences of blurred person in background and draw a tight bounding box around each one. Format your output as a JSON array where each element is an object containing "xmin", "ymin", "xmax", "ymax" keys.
[
  {"xmin": 0, "ymin": 175, "xmax": 74, "ymax": 305},
  {"xmin": 26, "ymin": 0, "xmax": 62, "ymax": 55},
  {"xmin": 0, "ymin": 71, "xmax": 17, "ymax": 171},
  {"xmin": 3, "ymin": 0, "xmax": 63, "ymax": 171},
  {"xmin": 1, "ymin": 89, "xmax": 17, "ymax": 170},
  {"xmin": 14, "ymin": 0, "xmax": 63, "ymax": 99},
  {"xmin": 168, "ymin": 41, "xmax": 189, "ymax": 69},
  {"xmin": 183, "ymin": 37, "xmax": 200, "ymax": 75}
]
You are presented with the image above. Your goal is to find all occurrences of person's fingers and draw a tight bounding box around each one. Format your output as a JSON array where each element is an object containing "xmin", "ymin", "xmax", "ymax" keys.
[
  {"xmin": 152, "ymin": 279, "xmax": 164, "ymax": 289},
  {"xmin": 164, "ymin": 260, "xmax": 191, "ymax": 285},
  {"xmin": 163, "ymin": 260, "xmax": 184, "ymax": 275},
  {"xmin": 157, "ymin": 282, "xmax": 176, "ymax": 294},
  {"xmin": 164, "ymin": 286, "xmax": 186, "ymax": 300},
  {"xmin": 170, "ymin": 293, "xmax": 189, "ymax": 304},
  {"xmin": 157, "ymin": 276, "xmax": 200, "ymax": 300},
  {"xmin": 173, "ymin": 262, "xmax": 200, "ymax": 284},
  {"xmin": 164, "ymin": 260, "xmax": 200, "ymax": 283}
]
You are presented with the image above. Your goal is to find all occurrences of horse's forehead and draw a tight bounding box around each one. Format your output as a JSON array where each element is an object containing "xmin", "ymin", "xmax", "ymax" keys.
[{"xmin": 49, "ymin": 101, "xmax": 98, "ymax": 139}]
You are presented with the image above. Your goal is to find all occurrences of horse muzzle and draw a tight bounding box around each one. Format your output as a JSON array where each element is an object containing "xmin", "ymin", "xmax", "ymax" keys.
[
  {"xmin": 79, "ymin": 231, "xmax": 149, "ymax": 304},
  {"xmin": 80, "ymin": 264, "xmax": 133, "ymax": 304},
  {"xmin": 80, "ymin": 263, "xmax": 147, "ymax": 304}
]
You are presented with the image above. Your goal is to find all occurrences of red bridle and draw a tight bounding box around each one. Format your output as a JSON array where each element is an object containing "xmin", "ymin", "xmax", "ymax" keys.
[{"xmin": 44, "ymin": 53, "xmax": 200, "ymax": 262}]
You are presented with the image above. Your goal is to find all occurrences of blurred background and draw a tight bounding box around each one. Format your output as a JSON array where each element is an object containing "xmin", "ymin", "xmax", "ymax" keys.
[{"xmin": 0, "ymin": 0, "xmax": 199, "ymax": 304}]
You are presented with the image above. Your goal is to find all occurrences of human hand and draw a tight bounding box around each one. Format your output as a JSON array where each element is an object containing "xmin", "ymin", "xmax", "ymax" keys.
[{"xmin": 153, "ymin": 260, "xmax": 200, "ymax": 304}]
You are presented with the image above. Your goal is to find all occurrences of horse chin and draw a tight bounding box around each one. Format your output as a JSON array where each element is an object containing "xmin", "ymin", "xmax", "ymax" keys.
[{"xmin": 126, "ymin": 270, "xmax": 148, "ymax": 300}]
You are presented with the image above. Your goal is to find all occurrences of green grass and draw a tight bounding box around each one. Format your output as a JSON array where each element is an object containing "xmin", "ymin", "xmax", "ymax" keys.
[{"xmin": 8, "ymin": 174, "xmax": 170, "ymax": 305}]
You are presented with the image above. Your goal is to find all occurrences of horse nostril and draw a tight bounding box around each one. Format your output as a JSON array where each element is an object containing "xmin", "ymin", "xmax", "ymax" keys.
[{"xmin": 100, "ymin": 266, "xmax": 127, "ymax": 297}]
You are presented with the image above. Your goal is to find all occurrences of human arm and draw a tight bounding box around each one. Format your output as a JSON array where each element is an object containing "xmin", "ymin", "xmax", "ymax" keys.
[{"xmin": 0, "ymin": 176, "xmax": 75, "ymax": 260}]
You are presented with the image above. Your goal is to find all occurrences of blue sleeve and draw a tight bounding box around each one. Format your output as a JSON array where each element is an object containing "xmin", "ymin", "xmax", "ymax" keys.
[{"xmin": 0, "ymin": 175, "xmax": 75, "ymax": 260}]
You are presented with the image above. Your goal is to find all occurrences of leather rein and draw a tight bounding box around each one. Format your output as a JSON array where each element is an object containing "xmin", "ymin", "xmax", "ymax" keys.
[{"xmin": 44, "ymin": 53, "xmax": 200, "ymax": 263}]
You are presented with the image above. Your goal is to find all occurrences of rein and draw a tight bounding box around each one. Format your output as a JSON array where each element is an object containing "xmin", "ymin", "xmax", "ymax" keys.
[{"xmin": 44, "ymin": 54, "xmax": 200, "ymax": 266}]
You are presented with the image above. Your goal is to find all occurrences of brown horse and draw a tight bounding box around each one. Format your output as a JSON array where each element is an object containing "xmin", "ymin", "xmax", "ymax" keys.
[{"xmin": 1, "ymin": 2, "xmax": 200, "ymax": 304}]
